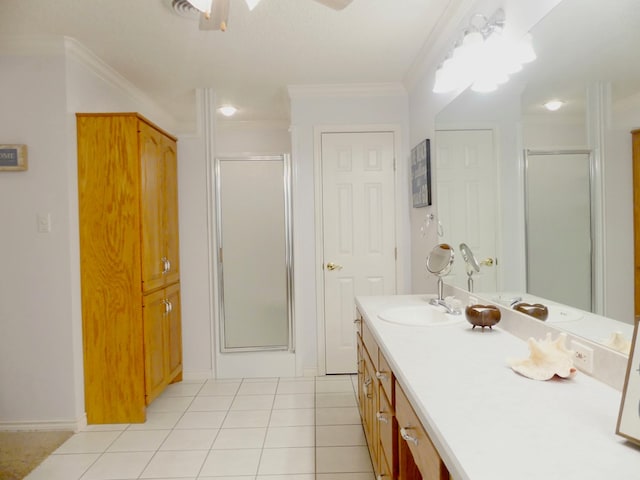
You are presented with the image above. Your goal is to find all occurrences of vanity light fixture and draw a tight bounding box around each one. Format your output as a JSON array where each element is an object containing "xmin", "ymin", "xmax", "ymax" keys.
[
  {"xmin": 544, "ymin": 100, "xmax": 565, "ymax": 111},
  {"xmin": 433, "ymin": 9, "xmax": 537, "ymax": 94},
  {"xmin": 218, "ymin": 105, "xmax": 238, "ymax": 116},
  {"xmin": 186, "ymin": 0, "xmax": 262, "ymax": 15}
]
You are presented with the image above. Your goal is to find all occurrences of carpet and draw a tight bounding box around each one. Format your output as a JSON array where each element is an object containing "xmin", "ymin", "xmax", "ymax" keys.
[{"xmin": 0, "ymin": 431, "xmax": 73, "ymax": 480}]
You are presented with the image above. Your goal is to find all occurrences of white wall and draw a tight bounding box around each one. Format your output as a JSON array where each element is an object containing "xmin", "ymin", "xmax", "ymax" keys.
[
  {"xmin": 0, "ymin": 36, "xmax": 187, "ymax": 428},
  {"xmin": 288, "ymin": 87, "xmax": 411, "ymax": 374}
]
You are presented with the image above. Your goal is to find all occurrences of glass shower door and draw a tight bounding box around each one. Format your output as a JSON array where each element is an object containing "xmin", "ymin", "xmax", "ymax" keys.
[{"xmin": 215, "ymin": 155, "xmax": 293, "ymax": 352}]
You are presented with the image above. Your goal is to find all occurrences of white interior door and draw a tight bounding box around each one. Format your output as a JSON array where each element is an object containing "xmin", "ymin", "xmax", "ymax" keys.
[
  {"xmin": 435, "ymin": 130, "xmax": 498, "ymax": 293},
  {"xmin": 321, "ymin": 131, "xmax": 397, "ymax": 374}
]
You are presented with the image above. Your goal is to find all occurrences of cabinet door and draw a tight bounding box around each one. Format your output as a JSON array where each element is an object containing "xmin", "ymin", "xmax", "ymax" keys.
[
  {"xmin": 165, "ymin": 283, "xmax": 183, "ymax": 381},
  {"xmin": 143, "ymin": 289, "xmax": 167, "ymax": 403},
  {"xmin": 162, "ymin": 136, "xmax": 180, "ymax": 285},
  {"xmin": 140, "ymin": 122, "xmax": 165, "ymax": 292}
]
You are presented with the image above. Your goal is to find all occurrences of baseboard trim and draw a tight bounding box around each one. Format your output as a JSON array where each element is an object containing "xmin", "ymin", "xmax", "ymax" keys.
[{"xmin": 0, "ymin": 419, "xmax": 79, "ymax": 432}]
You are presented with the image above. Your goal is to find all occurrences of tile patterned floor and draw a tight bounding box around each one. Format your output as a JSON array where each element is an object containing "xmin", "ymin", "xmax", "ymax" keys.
[{"xmin": 26, "ymin": 375, "xmax": 374, "ymax": 479}]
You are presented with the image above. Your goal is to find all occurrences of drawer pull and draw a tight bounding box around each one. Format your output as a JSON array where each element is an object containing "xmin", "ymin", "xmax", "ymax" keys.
[
  {"xmin": 376, "ymin": 411, "xmax": 388, "ymax": 424},
  {"xmin": 377, "ymin": 475, "xmax": 387, "ymax": 480},
  {"xmin": 375, "ymin": 371, "xmax": 387, "ymax": 381},
  {"xmin": 401, "ymin": 427, "xmax": 419, "ymax": 446},
  {"xmin": 353, "ymin": 318, "xmax": 362, "ymax": 324}
]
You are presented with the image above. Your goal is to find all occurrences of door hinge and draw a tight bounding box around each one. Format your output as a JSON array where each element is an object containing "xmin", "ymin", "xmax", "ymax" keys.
[
  {"xmin": 395, "ymin": 247, "xmax": 397, "ymax": 260},
  {"xmin": 219, "ymin": 247, "xmax": 223, "ymax": 263},
  {"xmin": 393, "ymin": 158, "xmax": 396, "ymax": 171}
]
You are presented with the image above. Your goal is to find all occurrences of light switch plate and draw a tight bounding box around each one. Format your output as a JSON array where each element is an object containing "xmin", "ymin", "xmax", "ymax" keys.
[{"xmin": 37, "ymin": 213, "xmax": 51, "ymax": 233}]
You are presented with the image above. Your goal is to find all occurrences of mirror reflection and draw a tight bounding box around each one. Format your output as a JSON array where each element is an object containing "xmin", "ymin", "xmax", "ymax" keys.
[{"xmin": 434, "ymin": 0, "xmax": 639, "ymax": 353}]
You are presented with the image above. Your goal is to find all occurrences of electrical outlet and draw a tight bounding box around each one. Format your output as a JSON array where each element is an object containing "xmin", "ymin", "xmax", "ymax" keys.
[{"xmin": 571, "ymin": 341, "xmax": 594, "ymax": 375}]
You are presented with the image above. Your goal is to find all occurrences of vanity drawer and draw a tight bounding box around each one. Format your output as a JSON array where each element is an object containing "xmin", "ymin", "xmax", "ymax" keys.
[
  {"xmin": 377, "ymin": 349, "xmax": 394, "ymax": 403},
  {"xmin": 378, "ymin": 442, "xmax": 393, "ymax": 480},
  {"xmin": 362, "ymin": 320, "xmax": 379, "ymax": 370},
  {"xmin": 396, "ymin": 381, "xmax": 449, "ymax": 480},
  {"xmin": 377, "ymin": 385, "xmax": 395, "ymax": 470}
]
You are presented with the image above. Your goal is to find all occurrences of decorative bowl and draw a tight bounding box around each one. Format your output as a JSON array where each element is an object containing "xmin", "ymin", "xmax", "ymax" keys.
[
  {"xmin": 465, "ymin": 304, "xmax": 501, "ymax": 330},
  {"xmin": 513, "ymin": 302, "xmax": 549, "ymax": 321}
]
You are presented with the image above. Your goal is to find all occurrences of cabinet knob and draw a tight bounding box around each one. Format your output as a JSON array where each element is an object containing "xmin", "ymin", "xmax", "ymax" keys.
[
  {"xmin": 376, "ymin": 411, "xmax": 388, "ymax": 424},
  {"xmin": 163, "ymin": 299, "xmax": 173, "ymax": 315},
  {"xmin": 400, "ymin": 427, "xmax": 419, "ymax": 446},
  {"xmin": 161, "ymin": 257, "xmax": 169, "ymax": 274},
  {"xmin": 375, "ymin": 371, "xmax": 387, "ymax": 381}
]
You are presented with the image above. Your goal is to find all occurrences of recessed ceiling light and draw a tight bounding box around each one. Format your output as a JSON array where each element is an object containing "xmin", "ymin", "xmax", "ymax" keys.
[
  {"xmin": 218, "ymin": 105, "xmax": 237, "ymax": 117},
  {"xmin": 544, "ymin": 100, "xmax": 564, "ymax": 111}
]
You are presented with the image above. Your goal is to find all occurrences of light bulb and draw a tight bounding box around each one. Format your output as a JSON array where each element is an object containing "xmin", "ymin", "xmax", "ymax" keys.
[
  {"xmin": 186, "ymin": 0, "xmax": 212, "ymax": 14},
  {"xmin": 245, "ymin": 0, "xmax": 262, "ymax": 10},
  {"xmin": 218, "ymin": 105, "xmax": 237, "ymax": 117},
  {"xmin": 544, "ymin": 100, "xmax": 564, "ymax": 111}
]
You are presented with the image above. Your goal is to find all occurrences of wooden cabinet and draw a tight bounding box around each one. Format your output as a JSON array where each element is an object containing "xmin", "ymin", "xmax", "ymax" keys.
[
  {"xmin": 356, "ymin": 309, "xmax": 450, "ymax": 480},
  {"xmin": 77, "ymin": 113, "xmax": 182, "ymax": 424}
]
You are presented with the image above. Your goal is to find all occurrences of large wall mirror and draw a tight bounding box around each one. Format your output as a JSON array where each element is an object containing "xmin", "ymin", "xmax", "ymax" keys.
[{"xmin": 435, "ymin": 0, "xmax": 640, "ymax": 354}]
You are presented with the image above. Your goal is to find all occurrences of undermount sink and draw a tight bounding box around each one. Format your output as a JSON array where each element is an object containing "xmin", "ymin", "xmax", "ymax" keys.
[
  {"xmin": 545, "ymin": 305, "xmax": 583, "ymax": 323},
  {"xmin": 378, "ymin": 305, "xmax": 462, "ymax": 327}
]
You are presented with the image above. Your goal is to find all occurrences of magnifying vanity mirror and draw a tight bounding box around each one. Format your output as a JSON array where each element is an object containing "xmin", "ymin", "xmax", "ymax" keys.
[
  {"xmin": 426, "ymin": 243, "xmax": 457, "ymax": 313},
  {"xmin": 434, "ymin": 0, "xmax": 639, "ymax": 354},
  {"xmin": 459, "ymin": 243, "xmax": 480, "ymax": 292}
]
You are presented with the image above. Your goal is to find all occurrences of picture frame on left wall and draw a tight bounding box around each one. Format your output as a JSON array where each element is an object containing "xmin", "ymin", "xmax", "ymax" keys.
[
  {"xmin": 0, "ymin": 144, "xmax": 27, "ymax": 171},
  {"xmin": 411, "ymin": 138, "xmax": 431, "ymax": 208},
  {"xmin": 617, "ymin": 318, "xmax": 640, "ymax": 446}
]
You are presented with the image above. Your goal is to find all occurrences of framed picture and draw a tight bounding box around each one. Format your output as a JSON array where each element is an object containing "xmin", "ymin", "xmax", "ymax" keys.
[
  {"xmin": 0, "ymin": 144, "xmax": 28, "ymax": 171},
  {"xmin": 617, "ymin": 319, "xmax": 640, "ymax": 446},
  {"xmin": 411, "ymin": 138, "xmax": 431, "ymax": 208}
]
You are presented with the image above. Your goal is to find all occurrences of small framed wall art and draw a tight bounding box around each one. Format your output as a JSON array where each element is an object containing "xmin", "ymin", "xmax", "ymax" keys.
[
  {"xmin": 411, "ymin": 138, "xmax": 431, "ymax": 208},
  {"xmin": 0, "ymin": 144, "xmax": 28, "ymax": 171},
  {"xmin": 617, "ymin": 318, "xmax": 640, "ymax": 446}
]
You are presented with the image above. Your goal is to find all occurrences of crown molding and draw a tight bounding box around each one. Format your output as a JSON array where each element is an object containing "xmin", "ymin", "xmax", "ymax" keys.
[{"xmin": 287, "ymin": 83, "xmax": 406, "ymax": 99}]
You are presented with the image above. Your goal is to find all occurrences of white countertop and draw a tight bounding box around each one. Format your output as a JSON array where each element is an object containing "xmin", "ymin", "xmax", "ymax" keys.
[{"xmin": 356, "ymin": 294, "xmax": 640, "ymax": 480}]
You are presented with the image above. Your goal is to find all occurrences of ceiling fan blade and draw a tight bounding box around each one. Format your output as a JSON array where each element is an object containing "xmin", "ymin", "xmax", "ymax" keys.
[
  {"xmin": 199, "ymin": 0, "xmax": 230, "ymax": 31},
  {"xmin": 312, "ymin": 0, "xmax": 354, "ymax": 10}
]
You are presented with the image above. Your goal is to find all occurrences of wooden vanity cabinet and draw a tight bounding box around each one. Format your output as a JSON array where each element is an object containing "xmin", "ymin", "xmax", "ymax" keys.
[
  {"xmin": 77, "ymin": 113, "xmax": 183, "ymax": 423},
  {"xmin": 356, "ymin": 309, "xmax": 450, "ymax": 480}
]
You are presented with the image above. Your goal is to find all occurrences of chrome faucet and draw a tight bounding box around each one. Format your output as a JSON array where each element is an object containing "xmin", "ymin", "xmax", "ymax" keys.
[{"xmin": 429, "ymin": 297, "xmax": 460, "ymax": 315}]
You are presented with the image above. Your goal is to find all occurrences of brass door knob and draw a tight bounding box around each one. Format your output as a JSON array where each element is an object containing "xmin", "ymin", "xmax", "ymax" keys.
[
  {"xmin": 326, "ymin": 262, "xmax": 343, "ymax": 271},
  {"xmin": 480, "ymin": 257, "xmax": 495, "ymax": 267}
]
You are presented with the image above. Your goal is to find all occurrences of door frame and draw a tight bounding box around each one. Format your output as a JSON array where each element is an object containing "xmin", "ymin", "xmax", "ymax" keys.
[{"xmin": 313, "ymin": 124, "xmax": 405, "ymax": 376}]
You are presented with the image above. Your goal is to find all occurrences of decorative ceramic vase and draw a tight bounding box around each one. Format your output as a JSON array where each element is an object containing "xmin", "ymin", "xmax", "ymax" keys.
[{"xmin": 465, "ymin": 304, "xmax": 501, "ymax": 330}]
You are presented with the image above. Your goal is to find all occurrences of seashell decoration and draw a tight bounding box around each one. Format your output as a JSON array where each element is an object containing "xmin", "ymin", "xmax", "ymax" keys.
[
  {"xmin": 507, "ymin": 332, "xmax": 577, "ymax": 381},
  {"xmin": 603, "ymin": 331, "xmax": 631, "ymax": 355}
]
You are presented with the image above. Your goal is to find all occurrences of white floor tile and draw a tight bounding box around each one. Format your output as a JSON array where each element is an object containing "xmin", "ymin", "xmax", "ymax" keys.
[
  {"xmin": 316, "ymin": 392, "xmax": 357, "ymax": 408},
  {"xmin": 316, "ymin": 474, "xmax": 375, "ymax": 480},
  {"xmin": 316, "ymin": 380, "xmax": 356, "ymax": 393},
  {"xmin": 200, "ymin": 448, "xmax": 262, "ymax": 476},
  {"xmin": 276, "ymin": 381, "xmax": 314, "ymax": 394},
  {"xmin": 316, "ymin": 425, "xmax": 366, "ymax": 446},
  {"xmin": 80, "ymin": 451, "xmax": 154, "ymax": 480},
  {"xmin": 140, "ymin": 450, "xmax": 208, "ymax": 478},
  {"xmin": 199, "ymin": 381, "xmax": 241, "ymax": 396},
  {"xmin": 316, "ymin": 375, "xmax": 353, "ymax": 382},
  {"xmin": 230, "ymin": 394, "xmax": 274, "ymax": 410},
  {"xmin": 237, "ymin": 381, "xmax": 278, "ymax": 395},
  {"xmin": 257, "ymin": 447, "xmax": 315, "ymax": 475},
  {"xmin": 175, "ymin": 411, "xmax": 227, "ymax": 429},
  {"xmin": 222, "ymin": 410, "xmax": 271, "ymax": 428},
  {"xmin": 146, "ymin": 395, "xmax": 193, "ymax": 413},
  {"xmin": 256, "ymin": 476, "xmax": 314, "ymax": 480},
  {"xmin": 269, "ymin": 408, "xmax": 315, "ymax": 427},
  {"xmin": 188, "ymin": 395, "xmax": 234, "ymax": 411},
  {"xmin": 79, "ymin": 423, "xmax": 129, "ymax": 432},
  {"xmin": 25, "ymin": 453, "xmax": 99, "ymax": 480},
  {"xmin": 161, "ymin": 381, "xmax": 203, "ymax": 397},
  {"xmin": 316, "ymin": 406, "xmax": 361, "ymax": 425},
  {"xmin": 54, "ymin": 431, "xmax": 120, "ymax": 454},
  {"xmin": 128, "ymin": 411, "xmax": 182, "ymax": 430},
  {"xmin": 159, "ymin": 428, "xmax": 218, "ymax": 451},
  {"xmin": 264, "ymin": 426, "xmax": 315, "ymax": 448},
  {"xmin": 316, "ymin": 446, "xmax": 373, "ymax": 473},
  {"xmin": 273, "ymin": 394, "xmax": 315, "ymax": 409},
  {"xmin": 212, "ymin": 427, "xmax": 266, "ymax": 449},
  {"xmin": 106, "ymin": 429, "xmax": 170, "ymax": 452}
]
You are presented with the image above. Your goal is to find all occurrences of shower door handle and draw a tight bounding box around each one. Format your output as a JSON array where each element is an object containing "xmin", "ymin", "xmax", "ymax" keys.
[{"xmin": 326, "ymin": 262, "xmax": 343, "ymax": 271}]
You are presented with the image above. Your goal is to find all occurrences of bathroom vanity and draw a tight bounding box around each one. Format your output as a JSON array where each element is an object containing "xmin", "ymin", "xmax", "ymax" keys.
[{"xmin": 355, "ymin": 294, "xmax": 640, "ymax": 480}]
